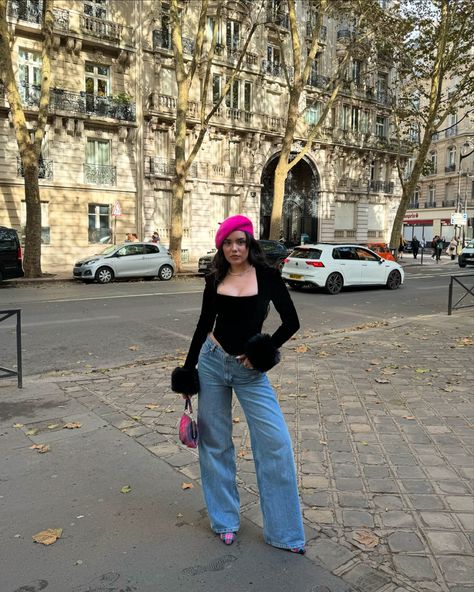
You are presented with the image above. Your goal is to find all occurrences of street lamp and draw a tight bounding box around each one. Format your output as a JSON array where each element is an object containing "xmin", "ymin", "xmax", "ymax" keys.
[{"xmin": 456, "ymin": 140, "xmax": 474, "ymax": 245}]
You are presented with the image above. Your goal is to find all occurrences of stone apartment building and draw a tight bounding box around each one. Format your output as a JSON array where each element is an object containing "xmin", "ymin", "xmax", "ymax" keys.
[
  {"xmin": 0, "ymin": 0, "xmax": 406, "ymax": 269},
  {"xmin": 403, "ymin": 105, "xmax": 474, "ymax": 246}
]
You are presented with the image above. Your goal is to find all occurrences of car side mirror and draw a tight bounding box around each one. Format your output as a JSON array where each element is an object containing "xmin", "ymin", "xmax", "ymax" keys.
[{"xmin": 378, "ymin": 258, "xmax": 384, "ymax": 264}]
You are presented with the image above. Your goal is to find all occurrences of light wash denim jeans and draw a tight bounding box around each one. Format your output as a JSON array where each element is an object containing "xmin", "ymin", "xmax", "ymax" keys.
[{"xmin": 197, "ymin": 336, "xmax": 305, "ymax": 550}]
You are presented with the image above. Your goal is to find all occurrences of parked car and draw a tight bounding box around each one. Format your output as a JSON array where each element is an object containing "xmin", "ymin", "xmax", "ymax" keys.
[
  {"xmin": 281, "ymin": 243, "xmax": 404, "ymax": 294},
  {"xmin": 458, "ymin": 239, "xmax": 474, "ymax": 268},
  {"xmin": 0, "ymin": 226, "xmax": 24, "ymax": 282},
  {"xmin": 360, "ymin": 242, "xmax": 396, "ymax": 261},
  {"xmin": 197, "ymin": 240, "xmax": 288, "ymax": 274},
  {"xmin": 73, "ymin": 242, "xmax": 175, "ymax": 284}
]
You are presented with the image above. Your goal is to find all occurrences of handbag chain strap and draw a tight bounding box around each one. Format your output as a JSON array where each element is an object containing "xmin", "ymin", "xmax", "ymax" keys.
[{"xmin": 184, "ymin": 395, "xmax": 193, "ymax": 414}]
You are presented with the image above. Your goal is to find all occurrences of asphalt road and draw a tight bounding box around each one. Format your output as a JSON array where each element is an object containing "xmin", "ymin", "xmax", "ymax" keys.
[{"xmin": 0, "ymin": 264, "xmax": 471, "ymax": 377}]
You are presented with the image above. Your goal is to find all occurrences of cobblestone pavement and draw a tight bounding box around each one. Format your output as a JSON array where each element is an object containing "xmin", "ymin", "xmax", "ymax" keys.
[{"xmin": 56, "ymin": 311, "xmax": 474, "ymax": 592}]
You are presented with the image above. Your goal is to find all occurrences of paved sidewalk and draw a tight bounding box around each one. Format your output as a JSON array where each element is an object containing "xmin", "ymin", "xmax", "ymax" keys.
[{"xmin": 1, "ymin": 311, "xmax": 473, "ymax": 592}]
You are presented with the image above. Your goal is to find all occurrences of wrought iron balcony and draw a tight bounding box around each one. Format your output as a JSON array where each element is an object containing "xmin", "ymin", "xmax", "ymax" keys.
[
  {"xmin": 53, "ymin": 8, "xmax": 69, "ymax": 32},
  {"xmin": 308, "ymin": 73, "xmax": 329, "ymax": 89},
  {"xmin": 83, "ymin": 164, "xmax": 116, "ymax": 186},
  {"xmin": 370, "ymin": 180, "xmax": 394, "ymax": 193},
  {"xmin": 50, "ymin": 89, "xmax": 136, "ymax": 121},
  {"xmin": 152, "ymin": 29, "xmax": 195, "ymax": 54},
  {"xmin": 80, "ymin": 14, "xmax": 122, "ymax": 42},
  {"xmin": 337, "ymin": 29, "xmax": 352, "ymax": 41},
  {"xmin": 19, "ymin": 83, "xmax": 41, "ymax": 107},
  {"xmin": 424, "ymin": 202, "xmax": 436, "ymax": 208},
  {"xmin": 408, "ymin": 202, "xmax": 419, "ymax": 209},
  {"xmin": 305, "ymin": 22, "xmax": 327, "ymax": 41},
  {"xmin": 8, "ymin": 0, "xmax": 42, "ymax": 24},
  {"xmin": 442, "ymin": 199, "xmax": 456, "ymax": 207},
  {"xmin": 376, "ymin": 91, "xmax": 391, "ymax": 105},
  {"xmin": 445, "ymin": 164, "xmax": 456, "ymax": 173},
  {"xmin": 262, "ymin": 61, "xmax": 294, "ymax": 79},
  {"xmin": 16, "ymin": 156, "xmax": 53, "ymax": 179},
  {"xmin": 146, "ymin": 157, "xmax": 197, "ymax": 178},
  {"xmin": 266, "ymin": 9, "xmax": 289, "ymax": 29}
]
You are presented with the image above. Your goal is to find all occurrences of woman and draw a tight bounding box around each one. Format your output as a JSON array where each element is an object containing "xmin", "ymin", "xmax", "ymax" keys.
[{"xmin": 171, "ymin": 215, "xmax": 305, "ymax": 554}]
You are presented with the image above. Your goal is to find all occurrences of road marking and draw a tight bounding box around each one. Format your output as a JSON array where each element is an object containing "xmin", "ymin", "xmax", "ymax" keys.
[
  {"xmin": 44, "ymin": 290, "xmax": 203, "ymax": 304},
  {"xmin": 0, "ymin": 315, "xmax": 121, "ymax": 328}
]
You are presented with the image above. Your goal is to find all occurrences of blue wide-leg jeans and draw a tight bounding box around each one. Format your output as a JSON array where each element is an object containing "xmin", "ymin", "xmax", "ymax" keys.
[{"xmin": 197, "ymin": 336, "xmax": 305, "ymax": 550}]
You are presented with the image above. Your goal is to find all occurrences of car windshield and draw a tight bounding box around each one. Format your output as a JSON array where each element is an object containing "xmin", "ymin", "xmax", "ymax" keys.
[
  {"xmin": 290, "ymin": 248, "xmax": 322, "ymax": 259},
  {"xmin": 467, "ymin": 240, "xmax": 474, "ymax": 248},
  {"xmin": 97, "ymin": 245, "xmax": 117, "ymax": 256}
]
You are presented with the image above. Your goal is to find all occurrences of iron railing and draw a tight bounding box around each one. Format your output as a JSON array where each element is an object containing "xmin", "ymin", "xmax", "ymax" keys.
[
  {"xmin": 7, "ymin": 0, "xmax": 42, "ymax": 23},
  {"xmin": 448, "ymin": 275, "xmax": 474, "ymax": 315},
  {"xmin": 83, "ymin": 164, "xmax": 116, "ymax": 186},
  {"xmin": 445, "ymin": 164, "xmax": 456, "ymax": 173},
  {"xmin": 145, "ymin": 157, "xmax": 198, "ymax": 178},
  {"xmin": 306, "ymin": 22, "xmax": 327, "ymax": 40},
  {"xmin": 50, "ymin": 88, "xmax": 136, "ymax": 121},
  {"xmin": 0, "ymin": 309, "xmax": 22, "ymax": 388},
  {"xmin": 370, "ymin": 180, "xmax": 394, "ymax": 193},
  {"xmin": 308, "ymin": 73, "xmax": 329, "ymax": 89},
  {"xmin": 152, "ymin": 29, "xmax": 195, "ymax": 53},
  {"xmin": 266, "ymin": 9, "xmax": 289, "ymax": 29},
  {"xmin": 16, "ymin": 156, "xmax": 53, "ymax": 179}
]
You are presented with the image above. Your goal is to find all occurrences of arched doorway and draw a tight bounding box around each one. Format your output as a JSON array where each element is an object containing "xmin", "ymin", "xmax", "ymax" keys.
[{"xmin": 260, "ymin": 154, "xmax": 320, "ymax": 247}]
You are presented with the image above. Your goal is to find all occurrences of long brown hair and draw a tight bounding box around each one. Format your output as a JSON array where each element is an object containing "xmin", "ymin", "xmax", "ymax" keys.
[{"xmin": 210, "ymin": 233, "xmax": 268, "ymax": 283}]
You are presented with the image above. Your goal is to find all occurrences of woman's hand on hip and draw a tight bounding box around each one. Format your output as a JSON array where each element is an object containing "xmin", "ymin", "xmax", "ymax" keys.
[{"xmin": 236, "ymin": 354, "xmax": 254, "ymax": 369}]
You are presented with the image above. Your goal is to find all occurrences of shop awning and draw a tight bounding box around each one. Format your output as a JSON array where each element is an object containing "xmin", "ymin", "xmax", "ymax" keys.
[{"xmin": 403, "ymin": 219, "xmax": 433, "ymax": 225}]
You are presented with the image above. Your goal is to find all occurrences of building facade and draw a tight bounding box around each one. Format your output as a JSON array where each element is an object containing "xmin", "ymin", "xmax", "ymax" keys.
[
  {"xmin": 403, "ymin": 106, "xmax": 474, "ymax": 246},
  {"xmin": 1, "ymin": 0, "xmax": 406, "ymax": 270}
]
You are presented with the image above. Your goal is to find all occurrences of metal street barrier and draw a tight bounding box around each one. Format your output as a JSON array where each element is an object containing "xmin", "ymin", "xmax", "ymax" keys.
[
  {"xmin": 448, "ymin": 275, "xmax": 474, "ymax": 316},
  {"xmin": 0, "ymin": 309, "xmax": 23, "ymax": 388}
]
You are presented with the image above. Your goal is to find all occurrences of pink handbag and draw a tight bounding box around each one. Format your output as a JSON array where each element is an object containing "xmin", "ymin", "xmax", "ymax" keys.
[{"xmin": 179, "ymin": 396, "xmax": 198, "ymax": 448}]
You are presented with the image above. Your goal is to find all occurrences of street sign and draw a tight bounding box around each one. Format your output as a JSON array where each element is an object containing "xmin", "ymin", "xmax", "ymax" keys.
[
  {"xmin": 451, "ymin": 212, "xmax": 467, "ymax": 226},
  {"xmin": 112, "ymin": 200, "xmax": 122, "ymax": 217}
]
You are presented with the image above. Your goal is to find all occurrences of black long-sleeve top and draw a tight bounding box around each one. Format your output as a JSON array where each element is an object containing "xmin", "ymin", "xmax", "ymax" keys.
[{"xmin": 184, "ymin": 265, "xmax": 300, "ymax": 369}]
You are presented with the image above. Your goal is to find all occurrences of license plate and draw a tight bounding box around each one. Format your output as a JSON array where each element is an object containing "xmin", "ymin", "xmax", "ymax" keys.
[{"xmin": 289, "ymin": 274, "xmax": 303, "ymax": 280}]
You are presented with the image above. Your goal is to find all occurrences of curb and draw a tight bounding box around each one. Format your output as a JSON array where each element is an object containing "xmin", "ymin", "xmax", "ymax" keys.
[{"xmin": 3, "ymin": 270, "xmax": 202, "ymax": 286}]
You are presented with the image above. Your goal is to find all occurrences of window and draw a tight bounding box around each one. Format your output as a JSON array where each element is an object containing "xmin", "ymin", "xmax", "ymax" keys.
[
  {"xmin": 244, "ymin": 81, "xmax": 252, "ymax": 112},
  {"xmin": 21, "ymin": 200, "xmax": 50, "ymax": 244},
  {"xmin": 229, "ymin": 141, "xmax": 240, "ymax": 169},
  {"xmin": 447, "ymin": 146, "xmax": 456, "ymax": 169},
  {"xmin": 351, "ymin": 106, "xmax": 360, "ymax": 131},
  {"xmin": 333, "ymin": 246, "xmax": 357, "ymax": 260},
  {"xmin": 212, "ymin": 74, "xmax": 222, "ymax": 105},
  {"xmin": 305, "ymin": 99, "xmax": 321, "ymax": 126},
  {"xmin": 376, "ymin": 115, "xmax": 387, "ymax": 138},
  {"xmin": 412, "ymin": 188, "xmax": 419, "ymax": 204},
  {"xmin": 84, "ymin": 0, "xmax": 107, "ymax": 18},
  {"xmin": 225, "ymin": 79, "xmax": 239, "ymax": 109},
  {"xmin": 376, "ymin": 72, "xmax": 388, "ymax": 101},
  {"xmin": 428, "ymin": 187, "xmax": 435, "ymax": 205},
  {"xmin": 429, "ymin": 152, "xmax": 437, "ymax": 174},
  {"xmin": 18, "ymin": 48, "xmax": 41, "ymax": 105},
  {"xmin": 85, "ymin": 63, "xmax": 110, "ymax": 96},
  {"xmin": 446, "ymin": 113, "xmax": 457, "ymax": 137},
  {"xmin": 160, "ymin": 3, "xmax": 171, "ymax": 49},
  {"xmin": 266, "ymin": 45, "xmax": 281, "ymax": 75},
  {"xmin": 207, "ymin": 17, "xmax": 223, "ymax": 49},
  {"xmin": 351, "ymin": 59, "xmax": 362, "ymax": 85},
  {"xmin": 88, "ymin": 204, "xmax": 111, "ymax": 243},
  {"xmin": 85, "ymin": 139, "xmax": 115, "ymax": 185},
  {"xmin": 341, "ymin": 105, "xmax": 350, "ymax": 130},
  {"xmin": 226, "ymin": 20, "xmax": 240, "ymax": 52}
]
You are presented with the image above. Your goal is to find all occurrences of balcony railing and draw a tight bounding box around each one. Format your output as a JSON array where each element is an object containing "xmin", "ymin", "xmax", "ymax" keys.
[
  {"xmin": 445, "ymin": 164, "xmax": 456, "ymax": 173},
  {"xmin": 424, "ymin": 202, "xmax": 436, "ymax": 208},
  {"xmin": 337, "ymin": 29, "xmax": 352, "ymax": 41},
  {"xmin": 442, "ymin": 199, "xmax": 456, "ymax": 207},
  {"xmin": 8, "ymin": 0, "xmax": 42, "ymax": 24},
  {"xmin": 266, "ymin": 9, "xmax": 289, "ymax": 29},
  {"xmin": 308, "ymin": 73, "xmax": 329, "ymax": 89},
  {"xmin": 50, "ymin": 89, "xmax": 136, "ymax": 121},
  {"xmin": 145, "ymin": 157, "xmax": 197, "ymax": 178},
  {"xmin": 370, "ymin": 180, "xmax": 394, "ymax": 193},
  {"xmin": 152, "ymin": 29, "xmax": 195, "ymax": 54},
  {"xmin": 305, "ymin": 22, "xmax": 327, "ymax": 41},
  {"xmin": 16, "ymin": 156, "xmax": 53, "ymax": 179},
  {"xmin": 80, "ymin": 14, "xmax": 122, "ymax": 42},
  {"xmin": 84, "ymin": 164, "xmax": 116, "ymax": 186},
  {"xmin": 408, "ymin": 202, "xmax": 419, "ymax": 209},
  {"xmin": 445, "ymin": 126, "xmax": 458, "ymax": 137}
]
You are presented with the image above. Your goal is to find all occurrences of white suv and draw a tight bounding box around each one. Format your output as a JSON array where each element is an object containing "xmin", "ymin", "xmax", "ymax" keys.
[
  {"xmin": 282, "ymin": 244, "xmax": 404, "ymax": 294},
  {"xmin": 458, "ymin": 239, "xmax": 474, "ymax": 268}
]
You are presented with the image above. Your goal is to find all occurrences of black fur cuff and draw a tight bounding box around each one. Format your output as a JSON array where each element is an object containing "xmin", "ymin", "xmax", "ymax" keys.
[
  {"xmin": 244, "ymin": 333, "xmax": 281, "ymax": 372},
  {"xmin": 171, "ymin": 366, "xmax": 200, "ymax": 395}
]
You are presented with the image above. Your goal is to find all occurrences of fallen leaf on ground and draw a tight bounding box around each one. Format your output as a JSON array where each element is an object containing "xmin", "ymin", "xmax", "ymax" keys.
[
  {"xmin": 131, "ymin": 416, "xmax": 141, "ymax": 421},
  {"xmin": 456, "ymin": 337, "xmax": 474, "ymax": 347},
  {"xmin": 47, "ymin": 424, "xmax": 60, "ymax": 430},
  {"xmin": 26, "ymin": 428, "xmax": 39, "ymax": 436},
  {"xmin": 402, "ymin": 416, "xmax": 416, "ymax": 420},
  {"xmin": 129, "ymin": 345, "xmax": 140, "ymax": 351},
  {"xmin": 181, "ymin": 482, "xmax": 193, "ymax": 490},
  {"xmin": 352, "ymin": 529, "xmax": 379, "ymax": 548},
  {"xmin": 63, "ymin": 422, "xmax": 82, "ymax": 429},
  {"xmin": 30, "ymin": 444, "xmax": 50, "ymax": 453},
  {"xmin": 32, "ymin": 528, "xmax": 62, "ymax": 545},
  {"xmin": 319, "ymin": 440, "xmax": 328, "ymax": 445},
  {"xmin": 295, "ymin": 344, "xmax": 310, "ymax": 353},
  {"xmin": 442, "ymin": 386, "xmax": 454, "ymax": 392},
  {"xmin": 165, "ymin": 408, "xmax": 175, "ymax": 414},
  {"xmin": 415, "ymin": 368, "xmax": 430, "ymax": 374},
  {"xmin": 13, "ymin": 423, "xmax": 24, "ymax": 428},
  {"xmin": 145, "ymin": 404, "xmax": 159, "ymax": 410},
  {"xmin": 375, "ymin": 378, "xmax": 390, "ymax": 384},
  {"xmin": 232, "ymin": 417, "xmax": 240, "ymax": 423},
  {"xmin": 120, "ymin": 485, "xmax": 132, "ymax": 494}
]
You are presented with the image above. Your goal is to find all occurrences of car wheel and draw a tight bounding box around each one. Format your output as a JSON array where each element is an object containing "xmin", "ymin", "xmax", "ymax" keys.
[
  {"xmin": 386, "ymin": 269, "xmax": 402, "ymax": 290},
  {"xmin": 0, "ymin": 269, "xmax": 3, "ymax": 282},
  {"xmin": 458, "ymin": 261, "xmax": 466, "ymax": 268},
  {"xmin": 95, "ymin": 267, "xmax": 114, "ymax": 284},
  {"xmin": 288, "ymin": 281, "xmax": 304, "ymax": 291},
  {"xmin": 158, "ymin": 264, "xmax": 173, "ymax": 281},
  {"xmin": 325, "ymin": 272, "xmax": 343, "ymax": 294}
]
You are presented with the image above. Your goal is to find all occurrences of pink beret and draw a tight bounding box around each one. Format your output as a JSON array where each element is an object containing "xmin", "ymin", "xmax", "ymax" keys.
[{"xmin": 215, "ymin": 215, "xmax": 254, "ymax": 249}]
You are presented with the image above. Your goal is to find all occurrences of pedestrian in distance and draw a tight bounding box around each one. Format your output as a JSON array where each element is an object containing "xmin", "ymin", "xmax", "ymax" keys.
[
  {"xmin": 398, "ymin": 236, "xmax": 406, "ymax": 260},
  {"xmin": 435, "ymin": 236, "xmax": 444, "ymax": 262},
  {"xmin": 447, "ymin": 237, "xmax": 458, "ymax": 261},
  {"xmin": 412, "ymin": 236, "xmax": 420, "ymax": 259},
  {"xmin": 151, "ymin": 231, "xmax": 160, "ymax": 243},
  {"xmin": 125, "ymin": 233, "xmax": 134, "ymax": 242},
  {"xmin": 171, "ymin": 214, "xmax": 306, "ymax": 555},
  {"xmin": 431, "ymin": 235, "xmax": 440, "ymax": 258}
]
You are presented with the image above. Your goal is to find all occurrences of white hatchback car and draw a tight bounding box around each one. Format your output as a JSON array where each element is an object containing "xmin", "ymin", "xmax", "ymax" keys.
[
  {"xmin": 73, "ymin": 242, "xmax": 175, "ymax": 284},
  {"xmin": 282, "ymin": 244, "xmax": 404, "ymax": 294}
]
